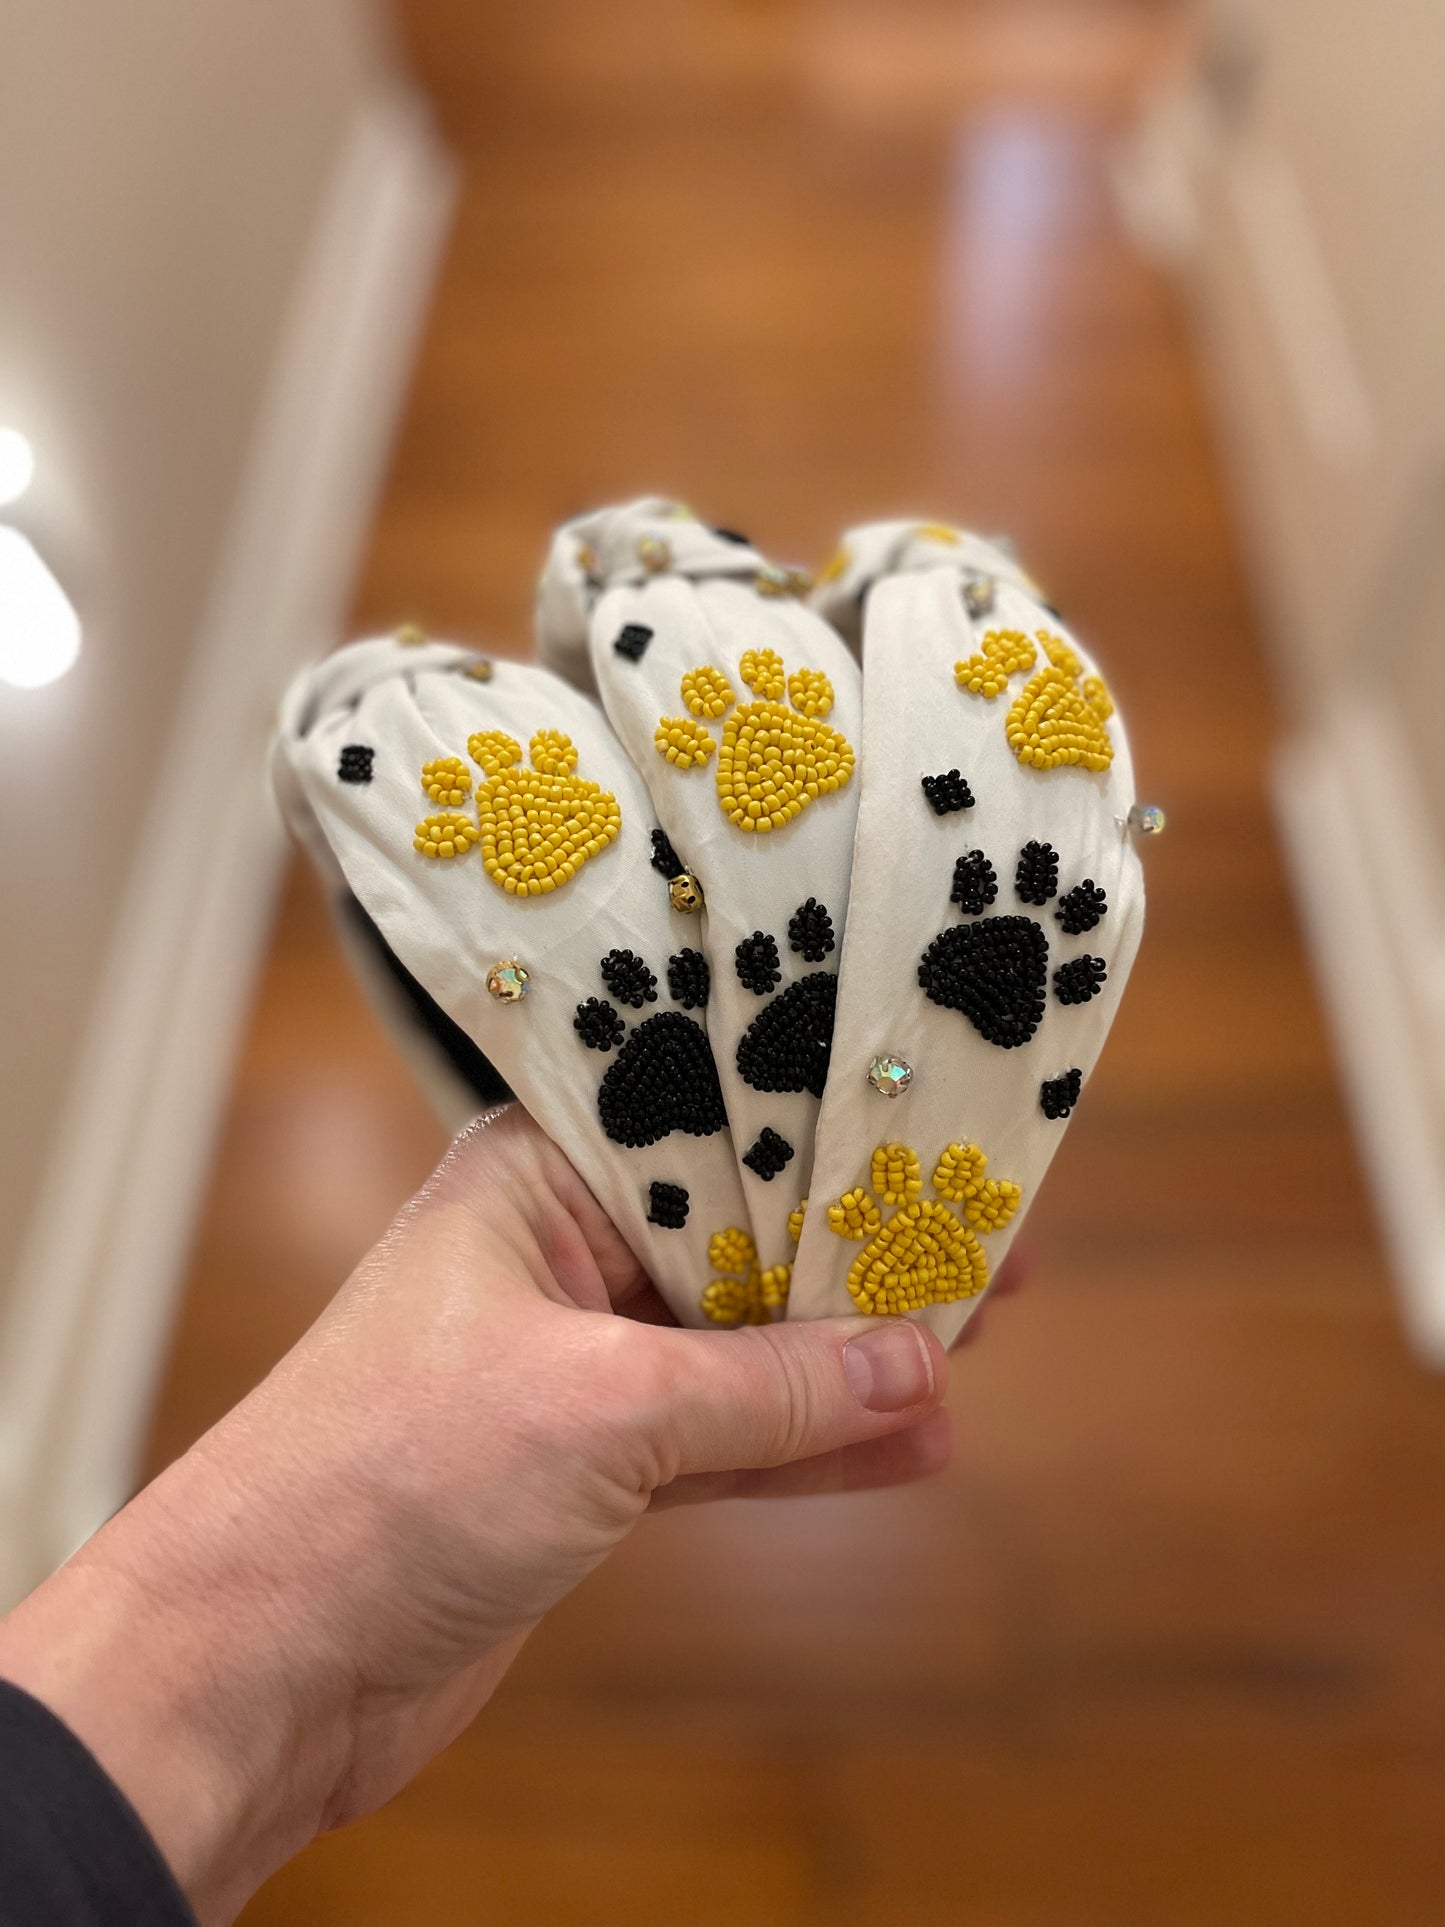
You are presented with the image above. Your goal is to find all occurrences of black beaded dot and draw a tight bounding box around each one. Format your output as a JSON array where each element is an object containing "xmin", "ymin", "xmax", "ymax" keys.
[
  {"xmin": 597, "ymin": 1010, "xmax": 727, "ymax": 1148},
  {"xmin": 1015, "ymin": 841, "xmax": 1059, "ymax": 905},
  {"xmin": 735, "ymin": 931, "xmax": 783, "ymax": 995},
  {"xmin": 337, "ymin": 744, "xmax": 374, "ymax": 784},
  {"xmin": 650, "ymin": 827, "xmax": 684, "ymax": 878},
  {"xmin": 712, "ymin": 527, "xmax": 752, "ymax": 546},
  {"xmin": 743, "ymin": 1127, "xmax": 795, "ymax": 1182},
  {"xmin": 736, "ymin": 973, "xmax": 837, "ymax": 1098},
  {"xmin": 574, "ymin": 998, "xmax": 626, "ymax": 1052},
  {"xmin": 951, "ymin": 850, "xmax": 998, "ymax": 917},
  {"xmin": 1053, "ymin": 955, "xmax": 1108, "ymax": 1006},
  {"xmin": 667, "ymin": 948, "xmax": 710, "ymax": 1010},
  {"xmin": 918, "ymin": 915, "xmax": 1048, "ymax": 1049},
  {"xmin": 1040, "ymin": 1068, "xmax": 1083, "ymax": 1120},
  {"xmin": 614, "ymin": 623, "xmax": 654, "ymax": 661},
  {"xmin": 787, "ymin": 897, "xmax": 836, "ymax": 963},
  {"xmin": 1056, "ymin": 880, "xmax": 1108, "ymax": 935},
  {"xmin": 647, "ymin": 1181, "xmax": 690, "ymax": 1228},
  {"xmin": 600, "ymin": 949, "xmax": 658, "ymax": 1008},
  {"xmin": 921, "ymin": 769, "xmax": 975, "ymax": 815}
]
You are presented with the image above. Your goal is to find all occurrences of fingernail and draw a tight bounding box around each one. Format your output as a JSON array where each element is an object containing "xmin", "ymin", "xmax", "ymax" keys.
[{"xmin": 844, "ymin": 1324, "xmax": 935, "ymax": 1413}]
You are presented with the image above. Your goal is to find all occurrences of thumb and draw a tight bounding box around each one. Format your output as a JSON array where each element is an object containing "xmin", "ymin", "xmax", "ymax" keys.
[{"xmin": 624, "ymin": 1317, "xmax": 947, "ymax": 1485}]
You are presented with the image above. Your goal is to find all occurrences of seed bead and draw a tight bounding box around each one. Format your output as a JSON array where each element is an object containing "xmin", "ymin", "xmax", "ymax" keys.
[
  {"xmin": 414, "ymin": 811, "xmax": 478, "ymax": 859},
  {"xmin": 1004, "ymin": 633, "xmax": 1114, "ymax": 773},
  {"xmin": 421, "ymin": 756, "xmax": 472, "ymax": 805},
  {"xmin": 647, "ymin": 1181, "xmax": 690, "ymax": 1229},
  {"xmin": 654, "ymin": 717, "xmax": 715, "ymax": 769},
  {"xmin": 681, "ymin": 665, "xmax": 735, "ymax": 718},
  {"xmin": 955, "ymin": 628, "xmax": 1035, "ymax": 699},
  {"xmin": 1040, "ymin": 1068, "xmax": 1083, "ymax": 1119}
]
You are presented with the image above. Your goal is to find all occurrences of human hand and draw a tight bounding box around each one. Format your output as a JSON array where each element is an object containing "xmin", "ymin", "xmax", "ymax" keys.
[{"xmin": 0, "ymin": 1106, "xmax": 950, "ymax": 1922}]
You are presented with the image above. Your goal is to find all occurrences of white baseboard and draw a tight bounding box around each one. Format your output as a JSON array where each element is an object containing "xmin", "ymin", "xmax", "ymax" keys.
[
  {"xmin": 1273, "ymin": 705, "xmax": 1445, "ymax": 1364},
  {"xmin": 0, "ymin": 84, "xmax": 456, "ymax": 1605}
]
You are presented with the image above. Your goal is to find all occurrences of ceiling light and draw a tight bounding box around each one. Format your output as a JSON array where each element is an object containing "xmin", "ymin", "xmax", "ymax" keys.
[
  {"xmin": 0, "ymin": 428, "xmax": 35, "ymax": 508},
  {"xmin": 0, "ymin": 528, "xmax": 81, "ymax": 688}
]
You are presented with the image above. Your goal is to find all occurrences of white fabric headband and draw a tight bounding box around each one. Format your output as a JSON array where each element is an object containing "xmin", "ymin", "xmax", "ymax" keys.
[{"xmin": 272, "ymin": 498, "xmax": 1156, "ymax": 1342}]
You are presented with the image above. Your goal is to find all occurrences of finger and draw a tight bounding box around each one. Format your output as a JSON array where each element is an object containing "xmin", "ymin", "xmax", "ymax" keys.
[
  {"xmin": 619, "ymin": 1315, "xmax": 947, "ymax": 1485},
  {"xmin": 612, "ymin": 1273, "xmax": 682, "ymax": 1327},
  {"xmin": 650, "ymin": 1408, "xmax": 954, "ymax": 1506},
  {"xmin": 433, "ymin": 1106, "xmax": 652, "ymax": 1311}
]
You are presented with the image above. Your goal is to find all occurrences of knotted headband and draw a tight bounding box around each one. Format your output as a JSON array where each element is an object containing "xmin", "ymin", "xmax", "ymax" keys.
[{"xmin": 273, "ymin": 499, "xmax": 1154, "ymax": 1341}]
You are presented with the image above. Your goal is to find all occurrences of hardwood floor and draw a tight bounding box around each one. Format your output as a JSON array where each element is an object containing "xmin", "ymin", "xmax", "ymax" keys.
[{"xmin": 146, "ymin": 2, "xmax": 1445, "ymax": 1920}]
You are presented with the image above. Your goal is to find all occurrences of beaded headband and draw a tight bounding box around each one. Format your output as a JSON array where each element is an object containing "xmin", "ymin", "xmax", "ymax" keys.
[{"xmin": 272, "ymin": 500, "xmax": 1155, "ymax": 1340}]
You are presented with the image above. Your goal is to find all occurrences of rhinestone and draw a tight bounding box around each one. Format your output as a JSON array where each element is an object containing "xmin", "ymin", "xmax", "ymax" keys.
[
  {"xmin": 867, "ymin": 1054, "xmax": 914, "ymax": 1098},
  {"xmin": 577, "ymin": 540, "xmax": 604, "ymax": 587},
  {"xmin": 1127, "ymin": 802, "xmax": 1167, "ymax": 837},
  {"xmin": 962, "ymin": 573, "xmax": 996, "ymax": 619},
  {"xmin": 668, "ymin": 870, "xmax": 705, "ymax": 914},
  {"xmin": 395, "ymin": 622, "xmax": 427, "ymax": 647},
  {"xmin": 486, "ymin": 961, "xmax": 531, "ymax": 1004},
  {"xmin": 755, "ymin": 564, "xmax": 813, "ymax": 599},
  {"xmin": 462, "ymin": 657, "xmax": 494, "ymax": 682},
  {"xmin": 637, "ymin": 534, "xmax": 672, "ymax": 573}
]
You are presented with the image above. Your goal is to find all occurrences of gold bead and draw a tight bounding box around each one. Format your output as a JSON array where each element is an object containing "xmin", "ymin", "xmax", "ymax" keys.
[
  {"xmin": 668, "ymin": 871, "xmax": 705, "ymax": 913},
  {"xmin": 395, "ymin": 622, "xmax": 427, "ymax": 648}
]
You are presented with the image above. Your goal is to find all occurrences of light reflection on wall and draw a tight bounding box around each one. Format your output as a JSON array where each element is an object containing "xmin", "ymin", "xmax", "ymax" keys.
[{"xmin": 939, "ymin": 116, "xmax": 1090, "ymax": 411}]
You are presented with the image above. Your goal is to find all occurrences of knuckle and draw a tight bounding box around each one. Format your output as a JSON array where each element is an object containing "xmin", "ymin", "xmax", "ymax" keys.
[{"xmin": 749, "ymin": 1329, "xmax": 815, "ymax": 1465}]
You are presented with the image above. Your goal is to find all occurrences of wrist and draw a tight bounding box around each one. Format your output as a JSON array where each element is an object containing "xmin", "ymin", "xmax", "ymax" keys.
[{"xmin": 0, "ymin": 1432, "xmax": 355, "ymax": 1921}]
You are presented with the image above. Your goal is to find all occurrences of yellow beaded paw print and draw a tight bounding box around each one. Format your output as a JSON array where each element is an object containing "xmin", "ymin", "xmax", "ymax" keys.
[
  {"xmin": 414, "ymin": 729, "xmax": 620, "ymax": 894},
  {"xmin": 827, "ymin": 1141, "xmax": 1021, "ymax": 1316},
  {"xmin": 655, "ymin": 647, "xmax": 855, "ymax": 834},
  {"xmin": 468, "ymin": 729, "xmax": 621, "ymax": 895},
  {"xmin": 699, "ymin": 1212, "xmax": 802, "ymax": 1326},
  {"xmin": 955, "ymin": 628, "xmax": 1114, "ymax": 773}
]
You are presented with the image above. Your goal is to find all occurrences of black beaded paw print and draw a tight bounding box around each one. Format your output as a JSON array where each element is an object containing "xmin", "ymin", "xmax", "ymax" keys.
[
  {"xmin": 918, "ymin": 842, "xmax": 1109, "ymax": 1048},
  {"xmin": 729, "ymin": 899, "xmax": 841, "ymax": 1183},
  {"xmin": 574, "ymin": 949, "xmax": 726, "ymax": 1149},
  {"xmin": 734, "ymin": 899, "xmax": 839, "ymax": 1099}
]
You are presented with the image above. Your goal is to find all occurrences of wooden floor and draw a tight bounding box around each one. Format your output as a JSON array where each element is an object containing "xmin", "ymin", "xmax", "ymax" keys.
[{"xmin": 147, "ymin": 2, "xmax": 1445, "ymax": 1921}]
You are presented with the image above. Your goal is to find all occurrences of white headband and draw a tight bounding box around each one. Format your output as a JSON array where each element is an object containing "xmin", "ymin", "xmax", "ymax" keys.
[{"xmin": 273, "ymin": 500, "xmax": 1154, "ymax": 1341}]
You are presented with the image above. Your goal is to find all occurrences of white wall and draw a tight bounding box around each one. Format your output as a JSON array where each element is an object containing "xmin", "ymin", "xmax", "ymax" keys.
[
  {"xmin": 0, "ymin": 1, "xmax": 454, "ymax": 1595},
  {"xmin": 1123, "ymin": 0, "xmax": 1445, "ymax": 1355}
]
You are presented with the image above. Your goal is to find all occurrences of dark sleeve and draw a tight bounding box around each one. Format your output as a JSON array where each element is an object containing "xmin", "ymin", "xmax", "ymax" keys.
[{"xmin": 0, "ymin": 1679, "xmax": 196, "ymax": 1926}]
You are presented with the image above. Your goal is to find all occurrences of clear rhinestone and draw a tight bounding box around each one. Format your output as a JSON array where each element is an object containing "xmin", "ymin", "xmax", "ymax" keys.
[
  {"xmin": 486, "ymin": 961, "xmax": 531, "ymax": 1003},
  {"xmin": 1127, "ymin": 802, "xmax": 1167, "ymax": 837},
  {"xmin": 962, "ymin": 573, "xmax": 996, "ymax": 619},
  {"xmin": 637, "ymin": 534, "xmax": 672, "ymax": 573},
  {"xmin": 577, "ymin": 541, "xmax": 604, "ymax": 588},
  {"xmin": 867, "ymin": 1054, "xmax": 914, "ymax": 1098},
  {"xmin": 755, "ymin": 564, "xmax": 813, "ymax": 599}
]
